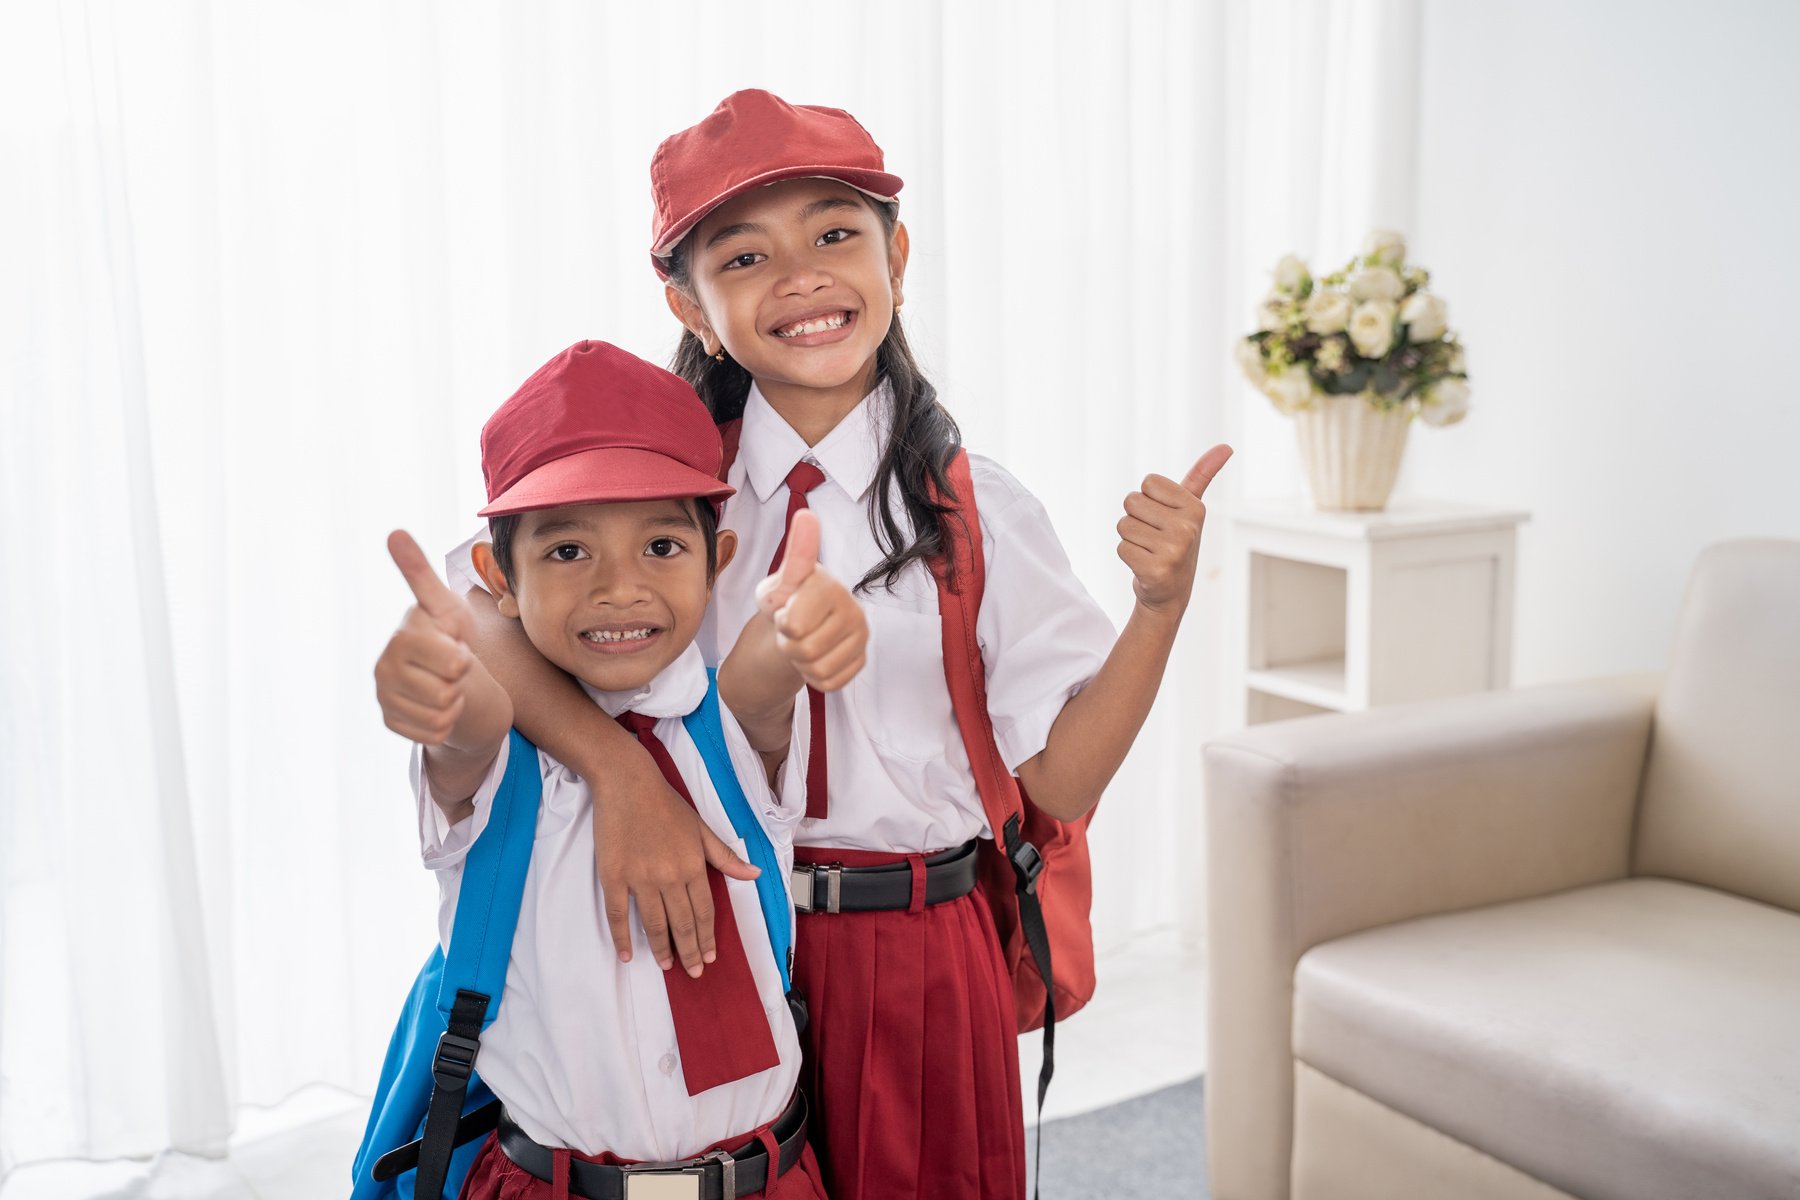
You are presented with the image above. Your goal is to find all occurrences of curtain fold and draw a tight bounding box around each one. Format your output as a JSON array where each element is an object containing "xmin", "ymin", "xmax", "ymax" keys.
[{"xmin": 0, "ymin": 0, "xmax": 1421, "ymax": 1178}]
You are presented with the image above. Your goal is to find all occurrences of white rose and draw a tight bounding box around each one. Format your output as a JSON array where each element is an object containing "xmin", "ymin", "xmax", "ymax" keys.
[
  {"xmin": 1449, "ymin": 344, "xmax": 1467, "ymax": 373},
  {"xmin": 1363, "ymin": 229, "xmax": 1407, "ymax": 266},
  {"xmin": 1263, "ymin": 370, "xmax": 1315, "ymax": 415},
  {"xmin": 1274, "ymin": 254, "xmax": 1311, "ymax": 294},
  {"xmin": 1400, "ymin": 291, "xmax": 1448, "ymax": 343},
  {"xmin": 1349, "ymin": 266, "xmax": 1404, "ymax": 302},
  {"xmin": 1420, "ymin": 377, "xmax": 1471, "ymax": 427},
  {"xmin": 1348, "ymin": 299, "xmax": 1398, "ymax": 358},
  {"xmin": 1256, "ymin": 291, "xmax": 1288, "ymax": 331},
  {"xmin": 1235, "ymin": 338, "xmax": 1268, "ymax": 385},
  {"xmin": 1303, "ymin": 290, "xmax": 1352, "ymax": 335}
]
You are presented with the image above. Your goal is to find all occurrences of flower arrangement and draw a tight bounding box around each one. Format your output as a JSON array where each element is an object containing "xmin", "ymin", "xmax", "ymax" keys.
[{"xmin": 1237, "ymin": 231, "xmax": 1470, "ymax": 427}]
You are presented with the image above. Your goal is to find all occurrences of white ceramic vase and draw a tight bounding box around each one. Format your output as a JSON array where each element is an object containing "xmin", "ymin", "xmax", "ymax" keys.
[{"xmin": 1295, "ymin": 393, "xmax": 1411, "ymax": 510}]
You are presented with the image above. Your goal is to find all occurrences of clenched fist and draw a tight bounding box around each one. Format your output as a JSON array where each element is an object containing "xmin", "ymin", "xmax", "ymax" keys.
[
  {"xmin": 374, "ymin": 532, "xmax": 513, "ymax": 799},
  {"xmin": 755, "ymin": 509, "xmax": 867, "ymax": 693},
  {"xmin": 1116, "ymin": 445, "xmax": 1233, "ymax": 616}
]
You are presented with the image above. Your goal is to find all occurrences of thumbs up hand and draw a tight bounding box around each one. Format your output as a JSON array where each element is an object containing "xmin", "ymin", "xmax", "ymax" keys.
[
  {"xmin": 1117, "ymin": 444, "xmax": 1234, "ymax": 617},
  {"xmin": 756, "ymin": 509, "xmax": 868, "ymax": 693},
  {"xmin": 375, "ymin": 531, "xmax": 513, "ymax": 763}
]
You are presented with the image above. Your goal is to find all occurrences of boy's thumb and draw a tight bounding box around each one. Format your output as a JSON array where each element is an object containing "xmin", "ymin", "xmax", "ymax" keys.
[{"xmin": 758, "ymin": 509, "xmax": 821, "ymax": 614}]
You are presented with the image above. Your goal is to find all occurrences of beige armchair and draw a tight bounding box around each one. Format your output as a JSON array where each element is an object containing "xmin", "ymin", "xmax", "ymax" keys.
[{"xmin": 1203, "ymin": 539, "xmax": 1800, "ymax": 1200}]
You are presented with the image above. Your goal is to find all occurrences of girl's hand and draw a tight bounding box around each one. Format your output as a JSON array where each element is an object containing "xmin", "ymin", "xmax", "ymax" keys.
[
  {"xmin": 755, "ymin": 509, "xmax": 869, "ymax": 692},
  {"xmin": 1116, "ymin": 445, "xmax": 1234, "ymax": 618}
]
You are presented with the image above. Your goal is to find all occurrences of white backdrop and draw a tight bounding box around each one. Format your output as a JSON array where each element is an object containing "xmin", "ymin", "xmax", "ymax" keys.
[{"xmin": 1, "ymin": 0, "xmax": 1434, "ymax": 1180}]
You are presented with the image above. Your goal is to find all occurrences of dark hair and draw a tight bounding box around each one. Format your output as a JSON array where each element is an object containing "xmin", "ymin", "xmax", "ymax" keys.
[
  {"xmin": 487, "ymin": 498, "xmax": 720, "ymax": 589},
  {"xmin": 665, "ymin": 200, "xmax": 964, "ymax": 594}
]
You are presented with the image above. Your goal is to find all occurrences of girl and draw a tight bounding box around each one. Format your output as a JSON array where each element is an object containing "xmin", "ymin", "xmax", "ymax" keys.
[{"xmin": 462, "ymin": 90, "xmax": 1230, "ymax": 1200}]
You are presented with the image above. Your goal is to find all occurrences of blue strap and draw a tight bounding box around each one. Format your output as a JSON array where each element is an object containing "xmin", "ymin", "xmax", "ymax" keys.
[
  {"xmin": 684, "ymin": 670, "xmax": 793, "ymax": 992},
  {"xmin": 436, "ymin": 729, "xmax": 541, "ymax": 1023}
]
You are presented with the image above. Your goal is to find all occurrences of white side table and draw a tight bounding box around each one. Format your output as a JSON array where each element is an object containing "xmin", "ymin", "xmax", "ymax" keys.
[{"xmin": 1229, "ymin": 498, "xmax": 1530, "ymax": 724}]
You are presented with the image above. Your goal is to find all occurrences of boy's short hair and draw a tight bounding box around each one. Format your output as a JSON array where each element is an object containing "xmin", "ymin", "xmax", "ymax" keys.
[{"xmin": 487, "ymin": 497, "xmax": 721, "ymax": 590}]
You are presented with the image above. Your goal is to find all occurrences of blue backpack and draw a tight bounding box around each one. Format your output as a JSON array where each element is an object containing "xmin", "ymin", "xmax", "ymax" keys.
[{"xmin": 350, "ymin": 673, "xmax": 792, "ymax": 1199}]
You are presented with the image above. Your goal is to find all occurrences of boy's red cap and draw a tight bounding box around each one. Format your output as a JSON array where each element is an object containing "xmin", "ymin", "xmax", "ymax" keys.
[
  {"xmin": 648, "ymin": 89, "xmax": 904, "ymax": 279},
  {"xmin": 478, "ymin": 341, "xmax": 733, "ymax": 518}
]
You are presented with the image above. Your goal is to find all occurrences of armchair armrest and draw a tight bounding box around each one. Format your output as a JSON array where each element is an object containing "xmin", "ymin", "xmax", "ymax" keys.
[{"xmin": 1201, "ymin": 673, "xmax": 1659, "ymax": 1200}]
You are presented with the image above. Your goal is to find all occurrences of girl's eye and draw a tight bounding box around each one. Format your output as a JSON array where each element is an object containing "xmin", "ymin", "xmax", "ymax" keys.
[
  {"xmin": 646, "ymin": 537, "xmax": 686, "ymax": 559},
  {"xmin": 547, "ymin": 543, "xmax": 587, "ymax": 562},
  {"xmin": 818, "ymin": 228, "xmax": 855, "ymax": 246}
]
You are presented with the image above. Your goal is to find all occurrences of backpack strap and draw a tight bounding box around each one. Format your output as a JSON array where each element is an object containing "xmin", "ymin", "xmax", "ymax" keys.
[
  {"xmin": 929, "ymin": 450, "xmax": 1059, "ymax": 1192},
  {"xmin": 413, "ymin": 728, "xmax": 541, "ymax": 1198},
  {"xmin": 683, "ymin": 669, "xmax": 795, "ymax": 993}
]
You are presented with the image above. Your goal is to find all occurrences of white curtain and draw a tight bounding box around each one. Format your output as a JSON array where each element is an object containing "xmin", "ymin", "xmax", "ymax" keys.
[{"xmin": 0, "ymin": 0, "xmax": 1421, "ymax": 1181}]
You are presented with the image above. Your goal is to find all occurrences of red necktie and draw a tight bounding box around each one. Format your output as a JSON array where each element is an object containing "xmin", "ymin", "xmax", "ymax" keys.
[
  {"xmin": 770, "ymin": 461, "xmax": 829, "ymax": 820},
  {"xmin": 617, "ymin": 711, "xmax": 780, "ymax": 1095}
]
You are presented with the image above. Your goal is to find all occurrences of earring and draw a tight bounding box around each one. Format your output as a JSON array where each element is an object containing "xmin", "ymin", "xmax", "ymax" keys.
[{"xmin": 712, "ymin": 347, "xmax": 726, "ymax": 363}]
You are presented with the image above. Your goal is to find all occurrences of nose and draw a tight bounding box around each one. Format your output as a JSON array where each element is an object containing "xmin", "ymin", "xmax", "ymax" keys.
[
  {"xmin": 774, "ymin": 246, "xmax": 834, "ymax": 297},
  {"xmin": 585, "ymin": 560, "xmax": 652, "ymax": 607}
]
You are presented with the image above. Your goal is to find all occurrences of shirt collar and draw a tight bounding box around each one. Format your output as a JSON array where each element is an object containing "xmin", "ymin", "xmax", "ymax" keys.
[
  {"xmin": 739, "ymin": 378, "xmax": 890, "ymax": 504},
  {"xmin": 579, "ymin": 640, "xmax": 710, "ymax": 720}
]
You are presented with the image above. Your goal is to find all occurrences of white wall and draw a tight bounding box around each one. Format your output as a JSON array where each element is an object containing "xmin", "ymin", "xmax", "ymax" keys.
[{"xmin": 1396, "ymin": 0, "xmax": 1800, "ymax": 682}]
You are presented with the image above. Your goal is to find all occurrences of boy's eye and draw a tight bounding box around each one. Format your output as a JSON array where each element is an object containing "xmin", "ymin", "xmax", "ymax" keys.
[
  {"xmin": 547, "ymin": 543, "xmax": 587, "ymax": 562},
  {"xmin": 645, "ymin": 537, "xmax": 686, "ymax": 559},
  {"xmin": 721, "ymin": 251, "xmax": 764, "ymax": 271},
  {"xmin": 818, "ymin": 228, "xmax": 855, "ymax": 246}
]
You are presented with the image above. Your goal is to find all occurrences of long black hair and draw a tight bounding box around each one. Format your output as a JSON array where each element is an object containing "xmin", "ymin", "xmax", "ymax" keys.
[{"xmin": 665, "ymin": 201, "xmax": 964, "ymax": 594}]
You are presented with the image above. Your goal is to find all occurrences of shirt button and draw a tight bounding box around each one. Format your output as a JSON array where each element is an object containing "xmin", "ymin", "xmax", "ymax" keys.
[{"xmin": 658, "ymin": 1053, "xmax": 677, "ymax": 1076}]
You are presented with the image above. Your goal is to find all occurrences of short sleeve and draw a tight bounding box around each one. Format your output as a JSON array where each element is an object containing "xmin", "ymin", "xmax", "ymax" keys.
[
  {"xmin": 412, "ymin": 737, "xmax": 512, "ymax": 871},
  {"xmin": 970, "ymin": 459, "xmax": 1117, "ymax": 773},
  {"xmin": 718, "ymin": 702, "xmax": 806, "ymax": 838},
  {"xmin": 444, "ymin": 526, "xmax": 489, "ymax": 599}
]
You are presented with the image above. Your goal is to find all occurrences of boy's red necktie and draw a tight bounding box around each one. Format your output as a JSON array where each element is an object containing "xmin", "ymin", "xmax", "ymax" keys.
[
  {"xmin": 616, "ymin": 711, "xmax": 780, "ymax": 1094},
  {"xmin": 770, "ymin": 461, "xmax": 829, "ymax": 819}
]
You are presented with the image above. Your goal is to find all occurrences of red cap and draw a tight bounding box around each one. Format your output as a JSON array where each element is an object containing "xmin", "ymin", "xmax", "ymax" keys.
[
  {"xmin": 648, "ymin": 89, "xmax": 904, "ymax": 279},
  {"xmin": 478, "ymin": 341, "xmax": 733, "ymax": 518}
]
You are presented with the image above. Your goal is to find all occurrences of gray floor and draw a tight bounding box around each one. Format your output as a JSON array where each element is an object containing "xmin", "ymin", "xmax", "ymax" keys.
[{"xmin": 1026, "ymin": 1076, "xmax": 1207, "ymax": 1199}]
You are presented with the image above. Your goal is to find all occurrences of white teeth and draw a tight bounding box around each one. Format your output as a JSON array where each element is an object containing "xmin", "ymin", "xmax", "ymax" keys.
[
  {"xmin": 584, "ymin": 628, "xmax": 654, "ymax": 643},
  {"xmin": 776, "ymin": 312, "xmax": 848, "ymax": 338}
]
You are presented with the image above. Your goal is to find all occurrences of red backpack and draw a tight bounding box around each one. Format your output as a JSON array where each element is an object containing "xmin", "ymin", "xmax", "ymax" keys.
[{"xmin": 720, "ymin": 421, "xmax": 1096, "ymax": 1107}]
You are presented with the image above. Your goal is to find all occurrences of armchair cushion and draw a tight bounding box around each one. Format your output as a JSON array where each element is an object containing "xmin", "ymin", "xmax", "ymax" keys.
[{"xmin": 1295, "ymin": 877, "xmax": 1800, "ymax": 1200}]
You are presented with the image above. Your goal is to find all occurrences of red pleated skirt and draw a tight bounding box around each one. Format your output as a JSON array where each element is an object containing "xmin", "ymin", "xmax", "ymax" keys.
[
  {"xmin": 456, "ymin": 1118, "xmax": 828, "ymax": 1199},
  {"xmin": 791, "ymin": 845, "xmax": 1026, "ymax": 1200}
]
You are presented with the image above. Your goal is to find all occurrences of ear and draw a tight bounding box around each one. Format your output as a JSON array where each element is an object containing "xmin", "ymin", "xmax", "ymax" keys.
[
  {"xmin": 470, "ymin": 541, "xmax": 521, "ymax": 620},
  {"xmin": 712, "ymin": 526, "xmax": 738, "ymax": 583},
  {"xmin": 665, "ymin": 283, "xmax": 720, "ymax": 356},
  {"xmin": 889, "ymin": 221, "xmax": 911, "ymax": 309}
]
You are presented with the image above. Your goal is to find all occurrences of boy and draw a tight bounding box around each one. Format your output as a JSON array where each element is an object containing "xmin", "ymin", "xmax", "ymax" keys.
[{"xmin": 373, "ymin": 340, "xmax": 861, "ymax": 1198}]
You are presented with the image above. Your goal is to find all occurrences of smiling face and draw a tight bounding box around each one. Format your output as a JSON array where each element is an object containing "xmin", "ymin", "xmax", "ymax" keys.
[
  {"xmin": 473, "ymin": 499, "xmax": 737, "ymax": 695},
  {"xmin": 668, "ymin": 177, "xmax": 909, "ymax": 414}
]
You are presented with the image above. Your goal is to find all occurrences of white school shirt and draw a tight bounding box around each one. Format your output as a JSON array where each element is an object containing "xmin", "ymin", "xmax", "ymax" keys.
[
  {"xmin": 413, "ymin": 642, "xmax": 805, "ymax": 1159},
  {"xmin": 699, "ymin": 381, "xmax": 1116, "ymax": 854},
  {"xmin": 443, "ymin": 382, "xmax": 1115, "ymax": 855}
]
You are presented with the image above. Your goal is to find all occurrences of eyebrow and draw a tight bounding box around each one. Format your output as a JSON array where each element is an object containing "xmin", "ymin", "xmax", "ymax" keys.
[
  {"xmin": 704, "ymin": 196, "xmax": 866, "ymax": 250},
  {"xmin": 525, "ymin": 508, "xmax": 699, "ymax": 542}
]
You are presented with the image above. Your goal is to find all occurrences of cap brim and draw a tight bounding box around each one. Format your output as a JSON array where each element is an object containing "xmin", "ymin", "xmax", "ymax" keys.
[
  {"xmin": 478, "ymin": 446, "xmax": 734, "ymax": 518},
  {"xmin": 651, "ymin": 165, "xmax": 904, "ymax": 278}
]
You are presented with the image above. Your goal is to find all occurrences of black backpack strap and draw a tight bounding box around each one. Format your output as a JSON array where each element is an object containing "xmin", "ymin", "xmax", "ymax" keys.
[
  {"xmin": 411, "ymin": 988, "xmax": 490, "ymax": 1197},
  {"xmin": 1003, "ymin": 812, "xmax": 1055, "ymax": 1199}
]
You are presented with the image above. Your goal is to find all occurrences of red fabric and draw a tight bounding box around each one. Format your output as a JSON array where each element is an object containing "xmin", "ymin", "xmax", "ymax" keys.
[
  {"xmin": 476, "ymin": 340, "xmax": 732, "ymax": 518},
  {"xmin": 930, "ymin": 451, "xmax": 1097, "ymax": 1033},
  {"xmin": 617, "ymin": 711, "xmax": 779, "ymax": 1094},
  {"xmin": 790, "ymin": 846, "xmax": 1026, "ymax": 1200},
  {"xmin": 768, "ymin": 462, "xmax": 830, "ymax": 821},
  {"xmin": 649, "ymin": 89, "xmax": 904, "ymax": 276},
  {"xmin": 456, "ymin": 1124, "xmax": 829, "ymax": 1199}
]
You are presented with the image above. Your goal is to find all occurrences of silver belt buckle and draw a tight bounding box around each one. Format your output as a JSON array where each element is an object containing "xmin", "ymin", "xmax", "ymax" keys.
[
  {"xmin": 622, "ymin": 1165, "xmax": 703, "ymax": 1199},
  {"xmin": 703, "ymin": 1147, "xmax": 737, "ymax": 1198},
  {"xmin": 790, "ymin": 863, "xmax": 843, "ymax": 914}
]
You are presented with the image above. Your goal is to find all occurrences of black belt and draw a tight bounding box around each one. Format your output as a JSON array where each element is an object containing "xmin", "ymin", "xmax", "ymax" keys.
[
  {"xmin": 497, "ymin": 1089, "xmax": 808, "ymax": 1200},
  {"xmin": 790, "ymin": 838, "xmax": 980, "ymax": 914}
]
